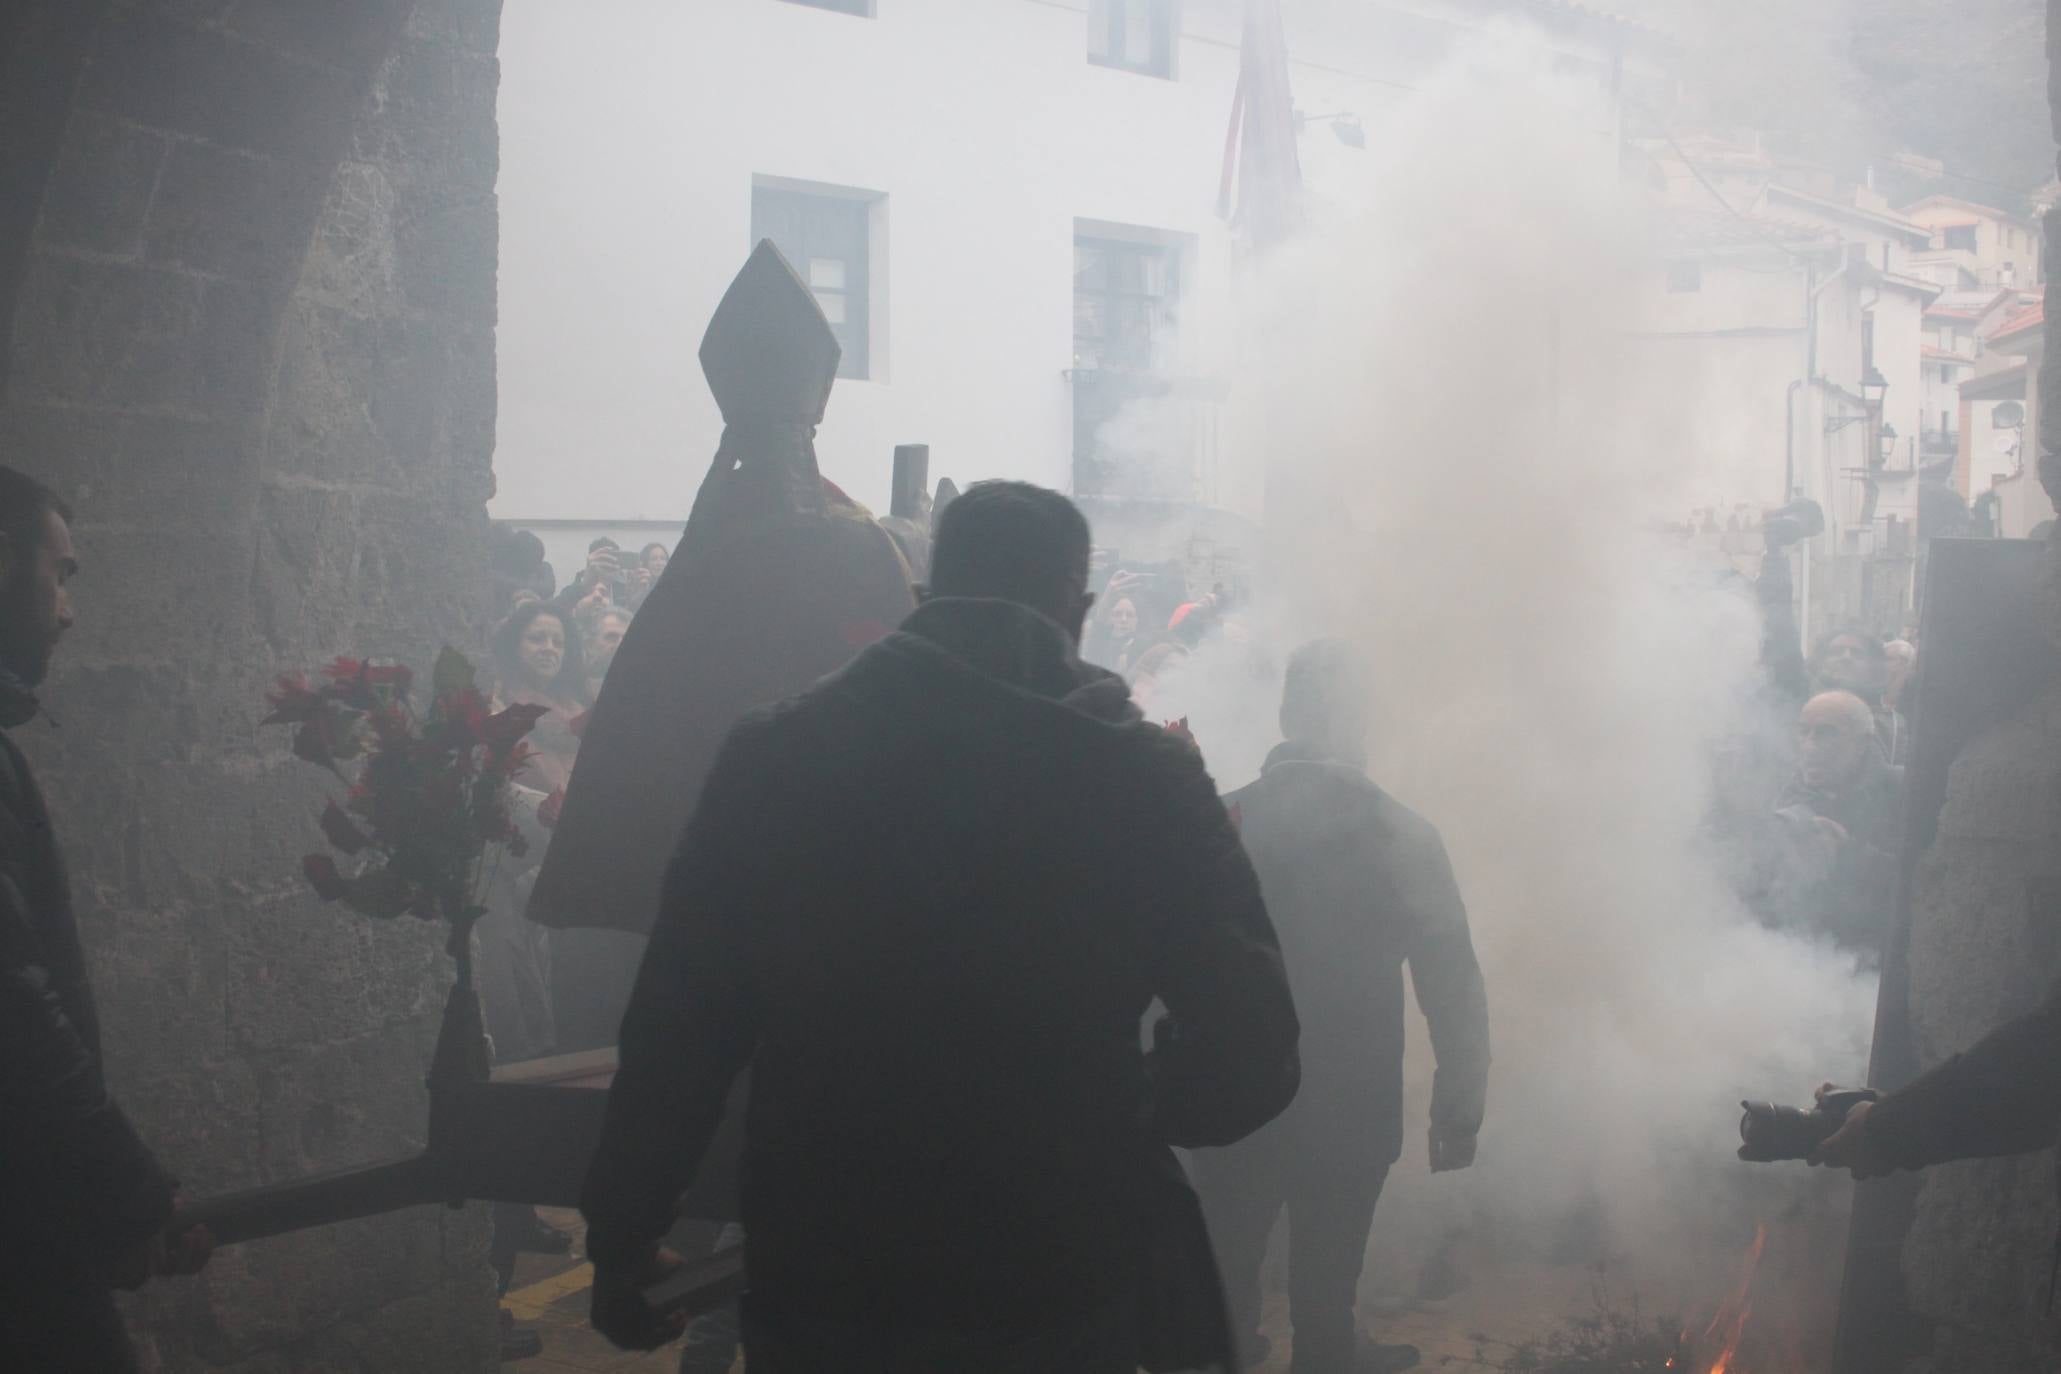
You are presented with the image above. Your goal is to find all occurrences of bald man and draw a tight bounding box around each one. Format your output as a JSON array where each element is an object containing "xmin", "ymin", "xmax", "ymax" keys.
[{"xmin": 1762, "ymin": 691, "xmax": 1903, "ymax": 957}]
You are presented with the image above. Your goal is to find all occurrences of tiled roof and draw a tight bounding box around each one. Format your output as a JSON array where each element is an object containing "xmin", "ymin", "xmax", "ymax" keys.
[
  {"xmin": 1654, "ymin": 206, "xmax": 1832, "ymax": 256},
  {"xmin": 1765, "ymin": 184, "xmax": 1933, "ymax": 241},
  {"xmin": 1879, "ymin": 270, "xmax": 1942, "ymax": 299},
  {"xmin": 1991, "ymin": 302, "xmax": 2044, "ymax": 342},
  {"xmin": 1901, "ymin": 194, "xmax": 2034, "ymax": 227},
  {"xmin": 1961, "ymin": 362, "xmax": 2028, "ymax": 400}
]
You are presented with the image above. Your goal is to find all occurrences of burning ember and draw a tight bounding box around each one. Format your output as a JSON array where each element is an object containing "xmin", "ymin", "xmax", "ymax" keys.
[{"xmin": 1667, "ymin": 1225, "xmax": 1768, "ymax": 1374}]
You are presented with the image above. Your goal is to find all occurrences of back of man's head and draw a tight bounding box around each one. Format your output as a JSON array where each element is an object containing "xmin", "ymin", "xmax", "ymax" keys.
[
  {"xmin": 927, "ymin": 482, "xmax": 1093, "ymax": 636},
  {"xmin": 1280, "ymin": 638, "xmax": 1371, "ymax": 757},
  {"xmin": 0, "ymin": 467, "xmax": 67, "ymax": 562}
]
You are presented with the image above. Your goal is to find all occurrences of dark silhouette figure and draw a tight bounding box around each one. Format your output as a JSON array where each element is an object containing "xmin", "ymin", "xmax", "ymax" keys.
[
  {"xmin": 0, "ymin": 468, "xmax": 209, "ymax": 1370},
  {"xmin": 1200, "ymin": 640, "xmax": 1490, "ymax": 1374},
  {"xmin": 581, "ymin": 481, "xmax": 1300, "ymax": 1373}
]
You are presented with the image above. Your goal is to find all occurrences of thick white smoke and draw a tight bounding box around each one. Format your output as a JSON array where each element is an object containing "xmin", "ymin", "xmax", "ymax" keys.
[{"xmin": 1143, "ymin": 31, "xmax": 1879, "ymax": 1317}]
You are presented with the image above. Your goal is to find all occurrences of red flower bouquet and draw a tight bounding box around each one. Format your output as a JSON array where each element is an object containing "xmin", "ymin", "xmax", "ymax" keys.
[{"xmin": 264, "ymin": 649, "xmax": 547, "ymax": 958}]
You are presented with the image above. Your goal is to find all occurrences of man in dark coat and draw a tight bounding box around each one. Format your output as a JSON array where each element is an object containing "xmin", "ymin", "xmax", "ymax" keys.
[
  {"xmin": 0, "ymin": 468, "xmax": 209, "ymax": 1371},
  {"xmin": 1748, "ymin": 690, "xmax": 1903, "ymax": 960},
  {"xmin": 581, "ymin": 481, "xmax": 1301, "ymax": 1372},
  {"xmin": 1201, "ymin": 640, "xmax": 1490, "ymax": 1374}
]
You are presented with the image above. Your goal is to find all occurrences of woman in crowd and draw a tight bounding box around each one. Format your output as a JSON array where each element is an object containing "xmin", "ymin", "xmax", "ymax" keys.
[
  {"xmin": 479, "ymin": 606, "xmax": 590, "ymax": 1291},
  {"xmin": 589, "ymin": 607, "xmax": 632, "ymax": 661},
  {"xmin": 1082, "ymin": 589, "xmax": 1144, "ymax": 675},
  {"xmin": 584, "ymin": 609, "xmax": 631, "ymax": 705},
  {"xmin": 491, "ymin": 602, "xmax": 588, "ymax": 793}
]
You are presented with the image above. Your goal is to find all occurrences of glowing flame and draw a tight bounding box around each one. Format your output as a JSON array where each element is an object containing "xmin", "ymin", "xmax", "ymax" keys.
[{"xmin": 1677, "ymin": 1225, "xmax": 1768, "ymax": 1373}]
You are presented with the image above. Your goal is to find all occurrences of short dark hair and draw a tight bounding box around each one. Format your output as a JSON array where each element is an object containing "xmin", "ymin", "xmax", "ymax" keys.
[
  {"xmin": 1281, "ymin": 638, "xmax": 1370, "ymax": 742},
  {"xmin": 0, "ymin": 467, "xmax": 72, "ymax": 557},
  {"xmin": 928, "ymin": 481, "xmax": 1091, "ymax": 619},
  {"xmin": 491, "ymin": 601, "xmax": 586, "ymax": 694}
]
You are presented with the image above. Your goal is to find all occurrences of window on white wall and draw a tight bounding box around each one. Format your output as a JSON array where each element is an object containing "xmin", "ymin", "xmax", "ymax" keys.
[
  {"xmin": 1944, "ymin": 225, "xmax": 1978, "ymax": 253},
  {"xmin": 1665, "ymin": 259, "xmax": 1702, "ymax": 293},
  {"xmin": 1089, "ymin": 0, "xmax": 1175, "ymax": 79},
  {"xmin": 1070, "ymin": 224, "xmax": 1189, "ymax": 497},
  {"xmin": 1073, "ymin": 234, "xmax": 1180, "ymax": 371},
  {"xmin": 751, "ymin": 183, "xmax": 878, "ymax": 379}
]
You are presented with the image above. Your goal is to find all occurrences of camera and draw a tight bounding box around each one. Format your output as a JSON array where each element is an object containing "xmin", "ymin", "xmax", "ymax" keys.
[
  {"xmin": 1738, "ymin": 1086, "xmax": 1877, "ymax": 1162},
  {"xmin": 1761, "ymin": 498, "xmax": 1826, "ymax": 551}
]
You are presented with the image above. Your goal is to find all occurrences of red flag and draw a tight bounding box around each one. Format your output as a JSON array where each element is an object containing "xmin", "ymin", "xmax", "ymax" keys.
[{"xmin": 1217, "ymin": 0, "xmax": 1303, "ymax": 254}]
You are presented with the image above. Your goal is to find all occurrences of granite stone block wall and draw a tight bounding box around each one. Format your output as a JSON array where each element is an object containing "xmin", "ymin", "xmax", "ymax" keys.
[{"xmin": 0, "ymin": 2, "xmax": 505, "ymax": 1368}]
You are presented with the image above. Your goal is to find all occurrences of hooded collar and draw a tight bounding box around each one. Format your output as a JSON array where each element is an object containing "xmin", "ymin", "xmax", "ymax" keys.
[
  {"xmin": 893, "ymin": 597, "xmax": 1140, "ymax": 725},
  {"xmin": 1263, "ymin": 737, "xmax": 1368, "ymax": 773},
  {"xmin": 900, "ymin": 598, "xmax": 1083, "ymax": 698}
]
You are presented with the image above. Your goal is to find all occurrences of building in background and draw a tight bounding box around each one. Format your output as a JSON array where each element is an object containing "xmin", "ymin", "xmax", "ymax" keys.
[
  {"xmin": 1921, "ymin": 290, "xmax": 2017, "ymax": 467},
  {"xmin": 1902, "ymin": 194, "xmax": 2044, "ymax": 290},
  {"xmin": 1635, "ymin": 131, "xmax": 1947, "ymax": 631},
  {"xmin": 492, "ymin": 0, "xmax": 1666, "ymax": 553},
  {"xmin": 1963, "ymin": 301, "xmax": 2048, "ymax": 537}
]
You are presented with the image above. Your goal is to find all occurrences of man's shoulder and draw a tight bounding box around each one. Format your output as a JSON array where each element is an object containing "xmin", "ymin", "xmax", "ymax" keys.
[
  {"xmin": 1367, "ymin": 785, "xmax": 1444, "ymax": 851},
  {"xmin": 713, "ymin": 648, "xmax": 901, "ymax": 769}
]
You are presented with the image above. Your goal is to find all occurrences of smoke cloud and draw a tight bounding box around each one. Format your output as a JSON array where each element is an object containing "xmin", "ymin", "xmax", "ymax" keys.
[{"xmin": 1140, "ymin": 31, "xmax": 1879, "ymax": 1311}]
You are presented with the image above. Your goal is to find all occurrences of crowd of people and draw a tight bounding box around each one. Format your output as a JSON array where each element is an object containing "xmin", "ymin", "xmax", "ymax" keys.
[
  {"xmin": 1711, "ymin": 520, "xmax": 1918, "ymax": 965},
  {"xmin": 473, "ymin": 526, "xmax": 674, "ymax": 1354},
  {"xmin": 8, "ymin": 454, "xmax": 2054, "ymax": 1374},
  {"xmin": 1079, "ymin": 563, "xmax": 1243, "ymax": 712},
  {"xmin": 471, "ymin": 527, "xmax": 676, "ymax": 1069}
]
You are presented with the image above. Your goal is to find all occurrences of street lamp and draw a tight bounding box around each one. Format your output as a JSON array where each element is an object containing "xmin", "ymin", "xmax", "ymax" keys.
[
  {"xmin": 1294, "ymin": 110, "xmax": 1366, "ymax": 149},
  {"xmin": 1878, "ymin": 421, "xmax": 1898, "ymax": 467}
]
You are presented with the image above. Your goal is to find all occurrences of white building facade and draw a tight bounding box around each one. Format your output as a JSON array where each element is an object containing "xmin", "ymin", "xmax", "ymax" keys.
[
  {"xmin": 492, "ymin": 0, "xmax": 1660, "ymax": 567},
  {"xmin": 1903, "ymin": 195, "xmax": 2043, "ymax": 291},
  {"xmin": 1634, "ymin": 142, "xmax": 1946, "ymax": 628}
]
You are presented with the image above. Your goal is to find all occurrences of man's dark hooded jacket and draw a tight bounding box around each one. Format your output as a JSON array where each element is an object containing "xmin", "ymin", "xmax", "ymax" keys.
[
  {"xmin": 582, "ymin": 598, "xmax": 1300, "ymax": 1366},
  {"xmin": 1222, "ymin": 743, "xmax": 1489, "ymax": 1165},
  {"xmin": 0, "ymin": 676, "xmax": 177, "ymax": 1369}
]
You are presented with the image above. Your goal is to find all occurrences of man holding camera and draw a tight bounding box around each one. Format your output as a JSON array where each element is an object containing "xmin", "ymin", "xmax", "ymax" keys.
[
  {"xmin": 1814, "ymin": 977, "xmax": 2061, "ymax": 1177},
  {"xmin": 584, "ymin": 538, "xmax": 657, "ymax": 612},
  {"xmin": 0, "ymin": 468, "xmax": 210, "ymax": 1369},
  {"xmin": 1757, "ymin": 690, "xmax": 1902, "ymax": 959}
]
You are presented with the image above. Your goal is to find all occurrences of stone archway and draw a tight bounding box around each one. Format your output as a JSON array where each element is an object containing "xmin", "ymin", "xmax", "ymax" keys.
[{"xmin": 0, "ymin": 3, "xmax": 503, "ymax": 1368}]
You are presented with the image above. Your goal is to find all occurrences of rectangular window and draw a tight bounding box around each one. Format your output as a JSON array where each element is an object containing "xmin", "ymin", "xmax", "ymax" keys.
[
  {"xmin": 780, "ymin": 0, "xmax": 871, "ymax": 14},
  {"xmin": 1665, "ymin": 259, "xmax": 1702, "ymax": 293},
  {"xmin": 1944, "ymin": 224, "xmax": 1979, "ymax": 253},
  {"xmin": 1073, "ymin": 234, "xmax": 1180, "ymax": 372},
  {"xmin": 1861, "ymin": 310, "xmax": 1875, "ymax": 376},
  {"xmin": 751, "ymin": 183, "xmax": 876, "ymax": 379},
  {"xmin": 1072, "ymin": 227, "xmax": 1184, "ymax": 496},
  {"xmin": 1088, "ymin": 0, "xmax": 1175, "ymax": 78}
]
